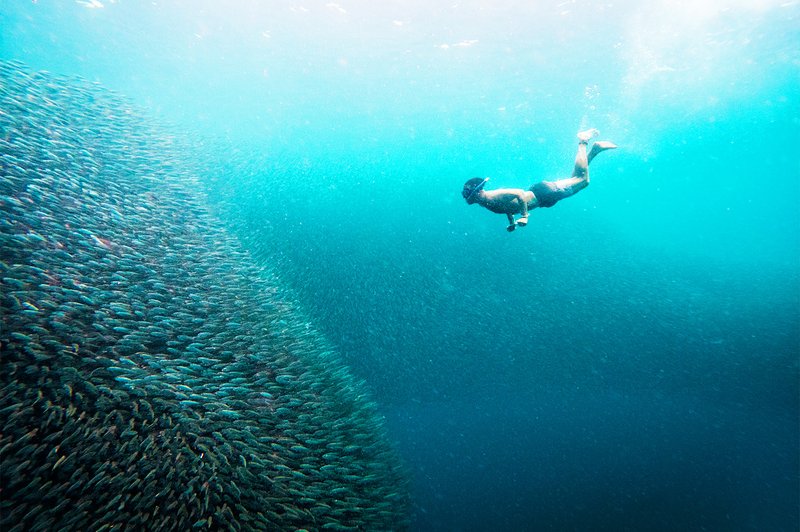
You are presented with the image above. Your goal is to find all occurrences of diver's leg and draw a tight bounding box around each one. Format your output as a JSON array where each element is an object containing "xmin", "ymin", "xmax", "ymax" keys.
[
  {"xmin": 572, "ymin": 133, "xmax": 591, "ymax": 179},
  {"xmin": 532, "ymin": 131, "xmax": 617, "ymax": 207},
  {"xmin": 547, "ymin": 132, "xmax": 593, "ymax": 196},
  {"xmin": 552, "ymin": 130, "xmax": 617, "ymax": 196}
]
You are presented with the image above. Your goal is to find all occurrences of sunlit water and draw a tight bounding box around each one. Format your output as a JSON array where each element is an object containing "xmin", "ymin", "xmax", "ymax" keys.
[{"xmin": 2, "ymin": 1, "xmax": 798, "ymax": 530}]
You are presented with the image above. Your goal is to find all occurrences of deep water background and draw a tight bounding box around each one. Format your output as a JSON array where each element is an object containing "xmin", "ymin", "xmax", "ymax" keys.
[{"xmin": 2, "ymin": 1, "xmax": 798, "ymax": 530}]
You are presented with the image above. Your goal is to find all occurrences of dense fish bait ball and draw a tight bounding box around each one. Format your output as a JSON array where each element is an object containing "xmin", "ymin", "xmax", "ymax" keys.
[{"xmin": 0, "ymin": 61, "xmax": 408, "ymax": 531}]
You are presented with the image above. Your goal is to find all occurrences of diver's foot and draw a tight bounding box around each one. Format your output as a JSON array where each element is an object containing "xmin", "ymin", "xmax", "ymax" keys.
[
  {"xmin": 588, "ymin": 141, "xmax": 618, "ymax": 163},
  {"xmin": 507, "ymin": 224, "xmax": 516, "ymax": 232},
  {"xmin": 594, "ymin": 140, "xmax": 617, "ymax": 150},
  {"xmin": 516, "ymin": 217, "xmax": 528, "ymax": 227},
  {"xmin": 577, "ymin": 128, "xmax": 599, "ymax": 144}
]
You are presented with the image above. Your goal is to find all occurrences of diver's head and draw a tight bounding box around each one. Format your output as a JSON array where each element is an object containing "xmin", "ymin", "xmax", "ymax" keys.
[{"xmin": 462, "ymin": 177, "xmax": 489, "ymax": 204}]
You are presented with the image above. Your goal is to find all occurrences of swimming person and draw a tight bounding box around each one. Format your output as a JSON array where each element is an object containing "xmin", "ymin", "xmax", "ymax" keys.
[{"xmin": 462, "ymin": 129, "xmax": 617, "ymax": 232}]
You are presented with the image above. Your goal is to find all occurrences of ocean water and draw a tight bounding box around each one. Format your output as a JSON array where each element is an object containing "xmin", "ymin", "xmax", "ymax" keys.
[{"xmin": 2, "ymin": 1, "xmax": 798, "ymax": 531}]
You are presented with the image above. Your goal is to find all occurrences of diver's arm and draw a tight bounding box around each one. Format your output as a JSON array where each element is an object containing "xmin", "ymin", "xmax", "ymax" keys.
[
  {"xmin": 514, "ymin": 191, "xmax": 529, "ymax": 226},
  {"xmin": 506, "ymin": 213, "xmax": 516, "ymax": 232},
  {"xmin": 519, "ymin": 195, "xmax": 529, "ymax": 218}
]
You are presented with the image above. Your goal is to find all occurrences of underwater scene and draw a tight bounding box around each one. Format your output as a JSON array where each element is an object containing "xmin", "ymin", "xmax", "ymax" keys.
[{"xmin": 1, "ymin": 1, "xmax": 798, "ymax": 531}]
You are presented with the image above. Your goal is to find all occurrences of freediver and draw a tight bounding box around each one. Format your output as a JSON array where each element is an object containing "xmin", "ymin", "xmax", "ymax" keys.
[{"xmin": 462, "ymin": 129, "xmax": 617, "ymax": 232}]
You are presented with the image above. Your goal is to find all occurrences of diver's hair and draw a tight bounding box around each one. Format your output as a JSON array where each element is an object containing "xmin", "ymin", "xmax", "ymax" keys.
[{"xmin": 462, "ymin": 177, "xmax": 486, "ymax": 204}]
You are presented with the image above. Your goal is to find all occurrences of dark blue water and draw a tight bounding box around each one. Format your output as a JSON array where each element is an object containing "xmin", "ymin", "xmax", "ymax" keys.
[{"xmin": 3, "ymin": 1, "xmax": 798, "ymax": 530}]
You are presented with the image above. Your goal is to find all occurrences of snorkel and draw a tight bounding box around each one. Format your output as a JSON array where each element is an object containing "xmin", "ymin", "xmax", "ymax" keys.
[{"xmin": 463, "ymin": 177, "xmax": 489, "ymax": 204}]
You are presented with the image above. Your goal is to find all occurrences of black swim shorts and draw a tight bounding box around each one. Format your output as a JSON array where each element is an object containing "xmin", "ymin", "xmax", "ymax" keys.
[{"xmin": 529, "ymin": 181, "xmax": 563, "ymax": 208}]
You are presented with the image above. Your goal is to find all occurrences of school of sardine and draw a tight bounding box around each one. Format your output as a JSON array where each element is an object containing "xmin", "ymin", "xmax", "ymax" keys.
[{"xmin": 0, "ymin": 60, "xmax": 408, "ymax": 531}]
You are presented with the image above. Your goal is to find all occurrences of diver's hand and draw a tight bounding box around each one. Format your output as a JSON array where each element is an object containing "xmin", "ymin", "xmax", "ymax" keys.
[{"xmin": 516, "ymin": 217, "xmax": 528, "ymax": 227}]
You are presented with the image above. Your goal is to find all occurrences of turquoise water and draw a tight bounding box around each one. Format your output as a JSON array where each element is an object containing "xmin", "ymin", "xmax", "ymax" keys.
[{"xmin": 2, "ymin": 1, "xmax": 798, "ymax": 530}]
